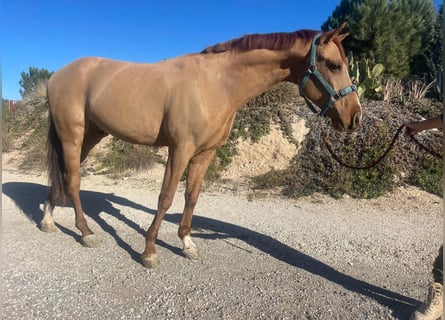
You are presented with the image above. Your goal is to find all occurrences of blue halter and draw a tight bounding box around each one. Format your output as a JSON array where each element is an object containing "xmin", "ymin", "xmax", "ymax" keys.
[{"xmin": 299, "ymin": 33, "xmax": 357, "ymax": 116}]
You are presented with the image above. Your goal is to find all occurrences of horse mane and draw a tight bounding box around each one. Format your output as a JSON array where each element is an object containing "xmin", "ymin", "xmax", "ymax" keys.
[{"xmin": 201, "ymin": 29, "xmax": 319, "ymax": 54}]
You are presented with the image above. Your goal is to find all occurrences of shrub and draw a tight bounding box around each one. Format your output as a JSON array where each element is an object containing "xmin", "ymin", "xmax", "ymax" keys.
[
  {"xmin": 204, "ymin": 142, "xmax": 238, "ymax": 181},
  {"xmin": 407, "ymin": 156, "xmax": 443, "ymax": 196},
  {"xmin": 230, "ymin": 82, "xmax": 299, "ymax": 143},
  {"xmin": 285, "ymin": 100, "xmax": 442, "ymax": 199}
]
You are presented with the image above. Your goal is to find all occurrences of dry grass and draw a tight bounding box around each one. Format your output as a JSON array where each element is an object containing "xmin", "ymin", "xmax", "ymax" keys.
[{"xmin": 407, "ymin": 79, "xmax": 436, "ymax": 102}]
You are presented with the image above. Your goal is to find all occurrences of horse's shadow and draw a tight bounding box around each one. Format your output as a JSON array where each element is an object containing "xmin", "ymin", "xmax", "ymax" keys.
[{"xmin": 2, "ymin": 181, "xmax": 419, "ymax": 319}]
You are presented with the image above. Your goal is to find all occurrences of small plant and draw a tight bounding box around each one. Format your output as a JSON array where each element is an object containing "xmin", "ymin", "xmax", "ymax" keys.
[
  {"xmin": 407, "ymin": 79, "xmax": 436, "ymax": 102},
  {"xmin": 348, "ymin": 53, "xmax": 385, "ymax": 100},
  {"xmin": 383, "ymin": 78, "xmax": 404, "ymax": 102}
]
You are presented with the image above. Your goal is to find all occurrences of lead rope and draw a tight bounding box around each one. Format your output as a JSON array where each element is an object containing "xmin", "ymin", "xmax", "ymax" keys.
[
  {"xmin": 407, "ymin": 131, "xmax": 443, "ymax": 159},
  {"xmin": 322, "ymin": 124, "xmax": 442, "ymax": 170}
]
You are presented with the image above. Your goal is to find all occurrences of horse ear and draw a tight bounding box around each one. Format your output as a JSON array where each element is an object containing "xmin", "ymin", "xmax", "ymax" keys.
[
  {"xmin": 336, "ymin": 22, "xmax": 350, "ymax": 42},
  {"xmin": 336, "ymin": 22, "xmax": 348, "ymax": 34},
  {"xmin": 322, "ymin": 22, "xmax": 349, "ymax": 43}
]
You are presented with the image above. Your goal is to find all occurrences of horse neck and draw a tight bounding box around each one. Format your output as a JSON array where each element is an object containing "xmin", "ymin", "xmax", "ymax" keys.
[{"xmin": 222, "ymin": 49, "xmax": 306, "ymax": 109}]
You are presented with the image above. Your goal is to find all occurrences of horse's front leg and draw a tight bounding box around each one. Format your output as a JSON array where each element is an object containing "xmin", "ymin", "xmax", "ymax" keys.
[
  {"xmin": 179, "ymin": 149, "xmax": 216, "ymax": 260},
  {"xmin": 141, "ymin": 145, "xmax": 194, "ymax": 268}
]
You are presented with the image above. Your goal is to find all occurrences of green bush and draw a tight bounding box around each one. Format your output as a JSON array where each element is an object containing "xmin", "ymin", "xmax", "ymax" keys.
[
  {"xmin": 204, "ymin": 142, "xmax": 238, "ymax": 181},
  {"xmin": 286, "ymin": 100, "xmax": 442, "ymax": 199},
  {"xmin": 346, "ymin": 124, "xmax": 397, "ymax": 198},
  {"xmin": 406, "ymin": 153, "xmax": 443, "ymax": 197},
  {"xmin": 230, "ymin": 82, "xmax": 299, "ymax": 143},
  {"xmin": 285, "ymin": 120, "xmax": 397, "ymax": 199}
]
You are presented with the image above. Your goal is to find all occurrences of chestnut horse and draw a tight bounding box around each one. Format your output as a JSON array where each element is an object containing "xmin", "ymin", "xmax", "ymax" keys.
[{"xmin": 42, "ymin": 23, "xmax": 361, "ymax": 268}]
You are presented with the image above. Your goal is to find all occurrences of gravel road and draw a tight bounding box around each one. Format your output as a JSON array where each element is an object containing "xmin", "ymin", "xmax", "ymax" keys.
[{"xmin": 2, "ymin": 164, "xmax": 442, "ymax": 320}]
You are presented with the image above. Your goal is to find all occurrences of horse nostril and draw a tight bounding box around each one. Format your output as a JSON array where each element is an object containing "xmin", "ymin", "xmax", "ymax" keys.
[
  {"xmin": 347, "ymin": 112, "xmax": 361, "ymax": 132},
  {"xmin": 353, "ymin": 112, "xmax": 361, "ymax": 129}
]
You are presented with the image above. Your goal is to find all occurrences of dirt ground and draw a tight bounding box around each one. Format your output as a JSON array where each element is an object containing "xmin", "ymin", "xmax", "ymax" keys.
[{"xmin": 2, "ymin": 143, "xmax": 443, "ymax": 320}]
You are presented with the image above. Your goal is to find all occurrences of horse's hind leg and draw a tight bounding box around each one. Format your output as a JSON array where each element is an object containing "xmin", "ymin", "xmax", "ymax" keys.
[
  {"xmin": 57, "ymin": 123, "xmax": 98, "ymax": 247},
  {"xmin": 41, "ymin": 195, "xmax": 57, "ymax": 232},
  {"xmin": 179, "ymin": 149, "xmax": 216, "ymax": 260},
  {"xmin": 41, "ymin": 124, "xmax": 106, "ymax": 236},
  {"xmin": 66, "ymin": 143, "xmax": 98, "ymax": 247}
]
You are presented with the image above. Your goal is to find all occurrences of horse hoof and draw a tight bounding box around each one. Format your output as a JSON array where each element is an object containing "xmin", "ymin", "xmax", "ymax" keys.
[
  {"xmin": 40, "ymin": 221, "xmax": 57, "ymax": 233},
  {"xmin": 183, "ymin": 247, "xmax": 201, "ymax": 260},
  {"xmin": 81, "ymin": 234, "xmax": 98, "ymax": 248},
  {"xmin": 141, "ymin": 254, "xmax": 160, "ymax": 268}
]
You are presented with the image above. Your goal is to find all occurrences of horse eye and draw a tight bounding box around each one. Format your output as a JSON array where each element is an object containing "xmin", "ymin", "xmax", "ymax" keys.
[{"xmin": 327, "ymin": 62, "xmax": 341, "ymax": 71}]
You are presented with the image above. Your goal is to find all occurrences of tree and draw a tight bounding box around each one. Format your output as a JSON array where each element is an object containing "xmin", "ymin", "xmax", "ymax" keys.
[
  {"xmin": 432, "ymin": 5, "xmax": 443, "ymax": 74},
  {"xmin": 19, "ymin": 67, "xmax": 53, "ymax": 99},
  {"xmin": 408, "ymin": 1, "xmax": 439, "ymax": 80},
  {"xmin": 322, "ymin": 0, "xmax": 436, "ymax": 79},
  {"xmin": 430, "ymin": 4, "xmax": 443, "ymax": 96}
]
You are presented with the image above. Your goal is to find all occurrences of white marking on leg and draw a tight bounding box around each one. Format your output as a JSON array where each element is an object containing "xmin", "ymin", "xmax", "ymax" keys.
[
  {"xmin": 182, "ymin": 235, "xmax": 201, "ymax": 260},
  {"xmin": 40, "ymin": 200, "xmax": 57, "ymax": 232},
  {"xmin": 182, "ymin": 235, "xmax": 196, "ymax": 251}
]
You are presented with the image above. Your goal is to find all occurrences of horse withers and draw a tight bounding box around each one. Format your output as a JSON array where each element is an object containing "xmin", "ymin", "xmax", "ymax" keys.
[{"xmin": 41, "ymin": 22, "xmax": 361, "ymax": 268}]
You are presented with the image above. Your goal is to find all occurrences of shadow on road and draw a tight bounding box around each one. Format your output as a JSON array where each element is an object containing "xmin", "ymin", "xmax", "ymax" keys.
[{"xmin": 3, "ymin": 181, "xmax": 419, "ymax": 319}]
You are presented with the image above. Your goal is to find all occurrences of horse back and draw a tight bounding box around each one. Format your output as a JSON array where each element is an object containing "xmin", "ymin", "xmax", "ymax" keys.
[
  {"xmin": 47, "ymin": 55, "xmax": 236, "ymax": 149},
  {"xmin": 48, "ymin": 57, "xmax": 172, "ymax": 145}
]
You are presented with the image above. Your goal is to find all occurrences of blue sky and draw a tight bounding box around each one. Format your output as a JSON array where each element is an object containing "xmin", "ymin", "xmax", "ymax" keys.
[{"xmin": 2, "ymin": 0, "xmax": 442, "ymax": 100}]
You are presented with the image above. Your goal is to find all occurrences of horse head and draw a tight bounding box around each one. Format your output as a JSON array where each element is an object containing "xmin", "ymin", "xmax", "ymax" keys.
[{"xmin": 296, "ymin": 22, "xmax": 362, "ymax": 133}]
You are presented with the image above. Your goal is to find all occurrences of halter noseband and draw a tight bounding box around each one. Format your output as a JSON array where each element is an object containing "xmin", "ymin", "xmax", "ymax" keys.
[{"xmin": 299, "ymin": 33, "xmax": 357, "ymax": 116}]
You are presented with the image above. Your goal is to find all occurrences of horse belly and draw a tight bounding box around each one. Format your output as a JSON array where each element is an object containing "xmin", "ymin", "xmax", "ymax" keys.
[{"xmin": 88, "ymin": 102, "xmax": 167, "ymax": 146}]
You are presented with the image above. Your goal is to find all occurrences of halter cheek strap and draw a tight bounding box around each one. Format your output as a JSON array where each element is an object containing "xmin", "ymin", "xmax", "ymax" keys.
[{"xmin": 299, "ymin": 33, "xmax": 357, "ymax": 116}]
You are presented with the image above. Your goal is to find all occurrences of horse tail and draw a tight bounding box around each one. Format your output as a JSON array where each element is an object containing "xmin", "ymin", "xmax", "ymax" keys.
[{"xmin": 46, "ymin": 100, "xmax": 67, "ymax": 205}]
